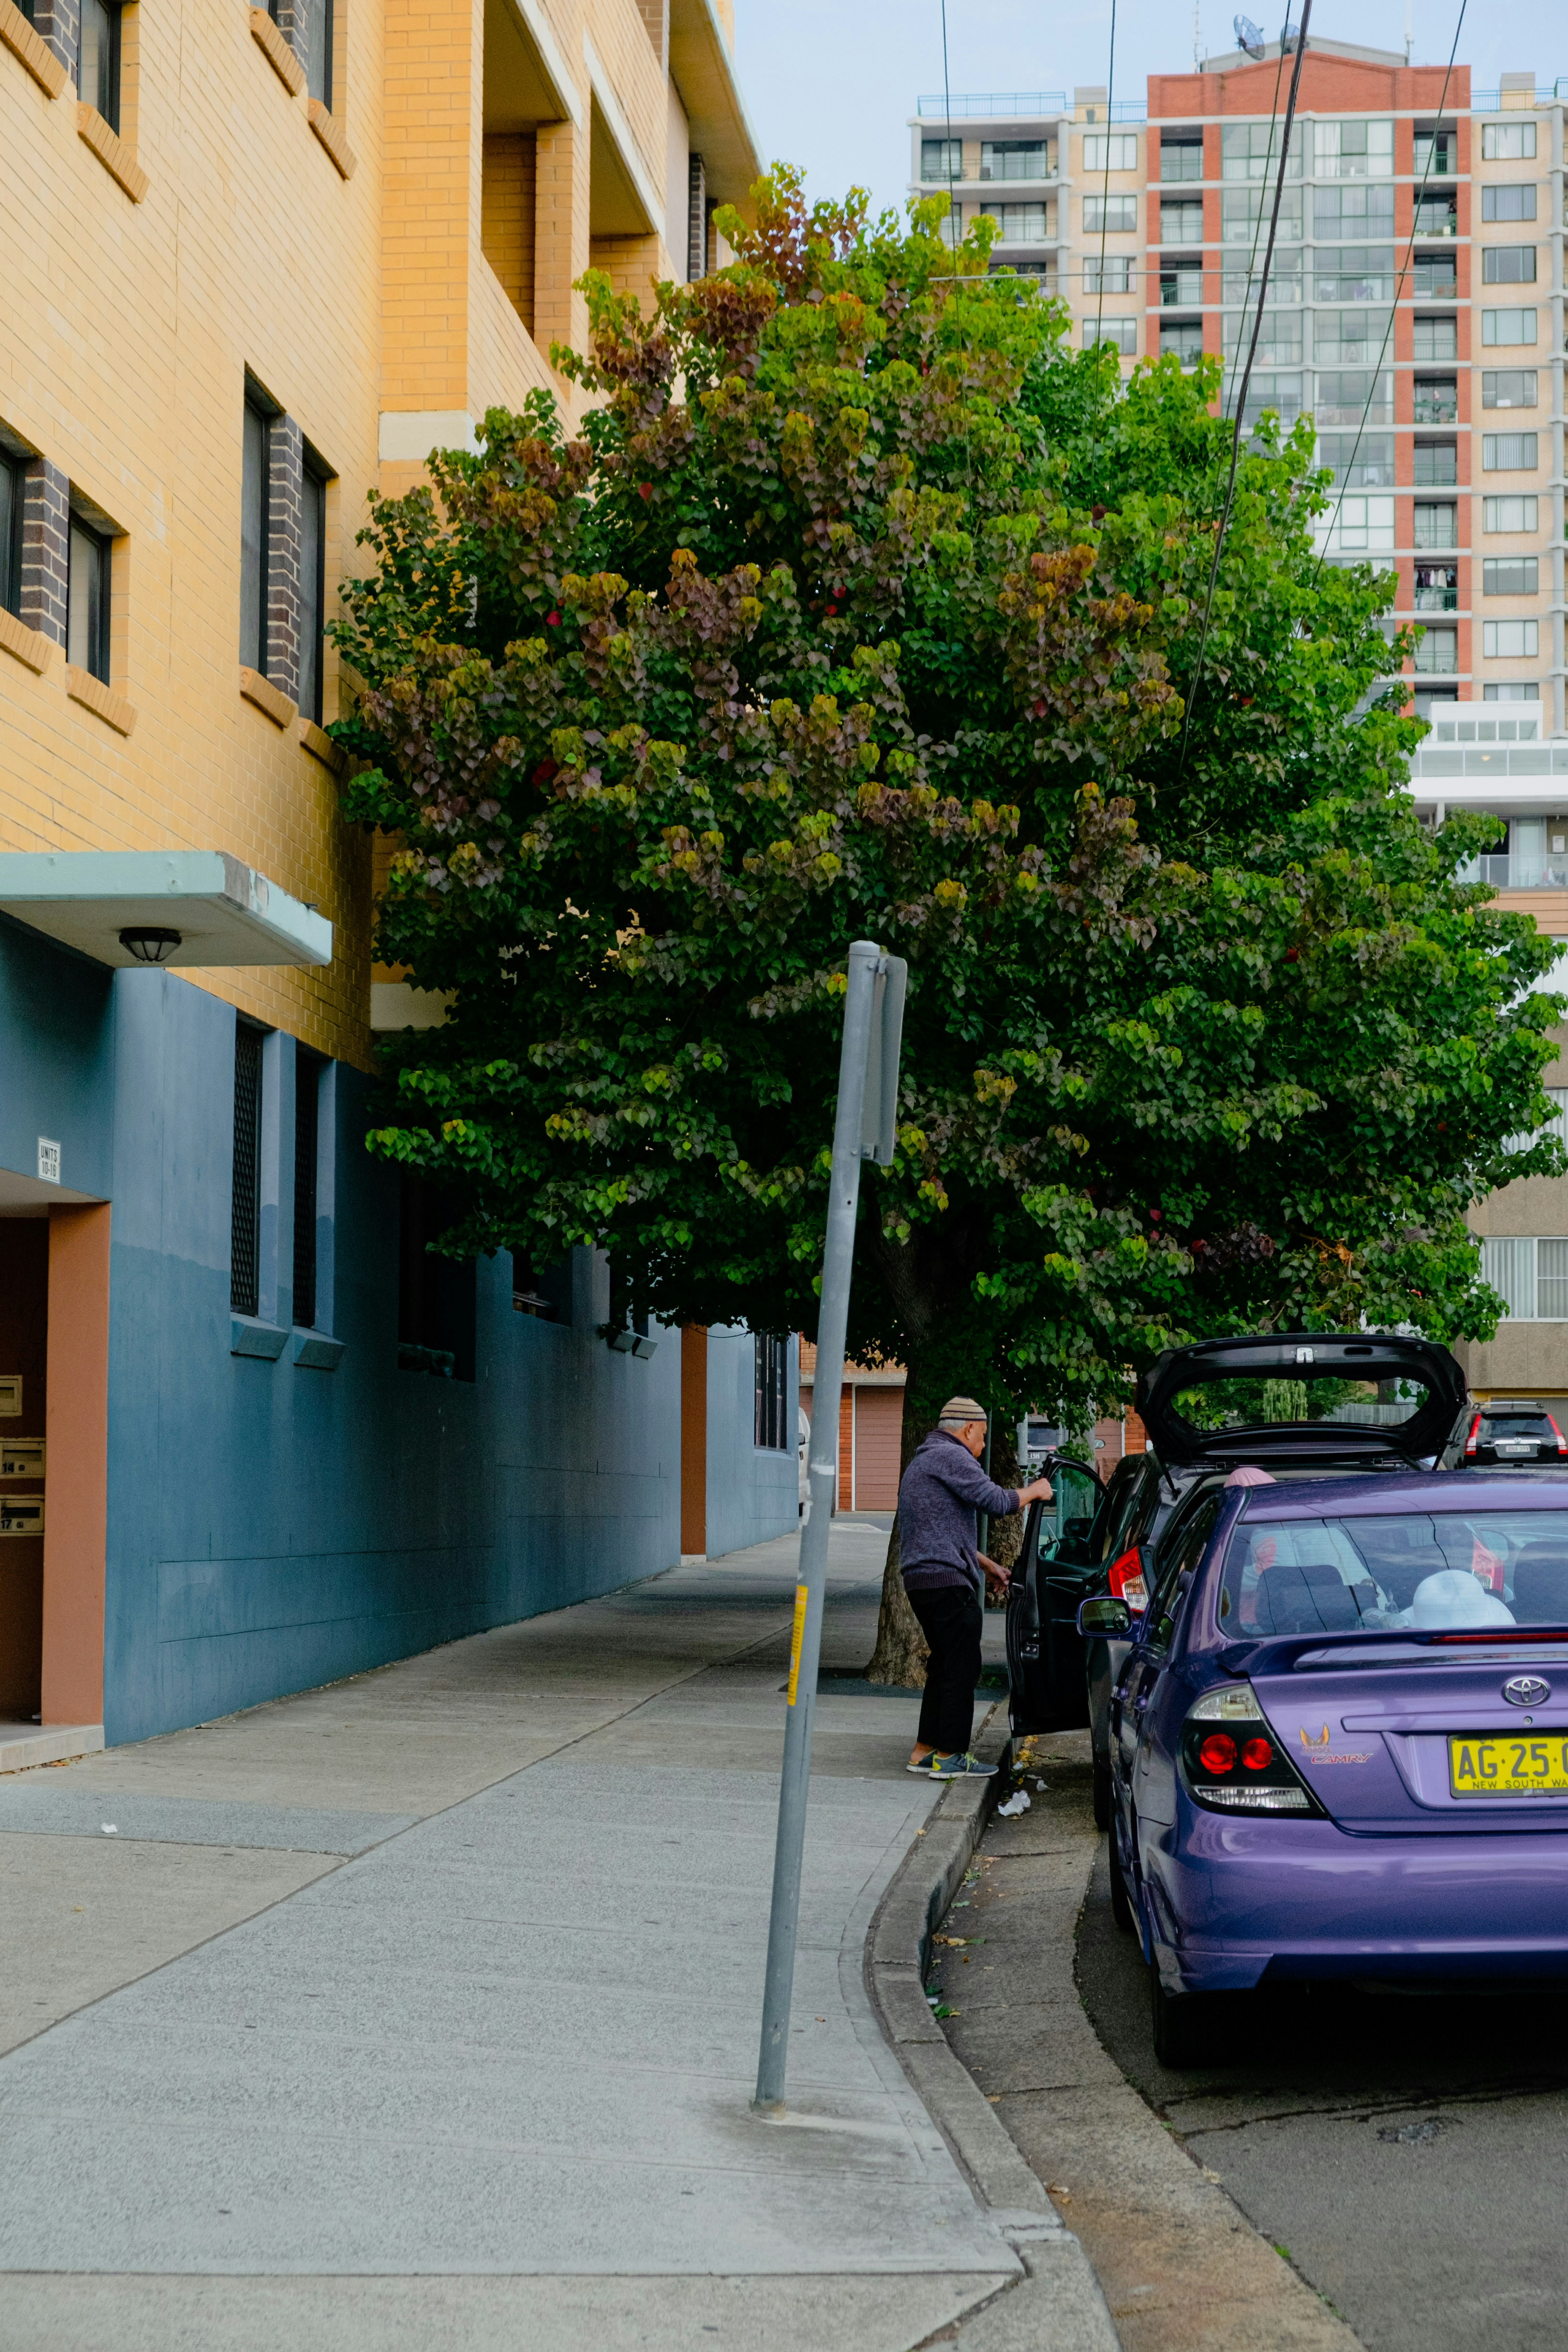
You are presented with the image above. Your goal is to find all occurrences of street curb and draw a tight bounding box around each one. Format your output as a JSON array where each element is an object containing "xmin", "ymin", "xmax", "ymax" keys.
[{"xmin": 865, "ymin": 1712, "xmax": 1123, "ymax": 2351}]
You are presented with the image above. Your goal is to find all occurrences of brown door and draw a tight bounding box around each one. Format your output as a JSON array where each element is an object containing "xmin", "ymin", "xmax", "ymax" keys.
[{"xmin": 0, "ymin": 1219, "xmax": 48, "ymax": 1722}]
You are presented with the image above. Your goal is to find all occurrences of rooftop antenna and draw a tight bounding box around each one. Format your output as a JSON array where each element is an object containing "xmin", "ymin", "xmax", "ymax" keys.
[
  {"xmin": 1404, "ymin": 0, "xmax": 1412, "ymax": 61},
  {"xmin": 1234, "ymin": 13, "xmax": 1265, "ymax": 56},
  {"xmin": 1194, "ymin": 1, "xmax": 1201, "ymax": 65}
]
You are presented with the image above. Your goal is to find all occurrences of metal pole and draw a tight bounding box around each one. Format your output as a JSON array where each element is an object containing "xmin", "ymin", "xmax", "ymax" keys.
[{"xmin": 753, "ymin": 939, "xmax": 882, "ymax": 2114}]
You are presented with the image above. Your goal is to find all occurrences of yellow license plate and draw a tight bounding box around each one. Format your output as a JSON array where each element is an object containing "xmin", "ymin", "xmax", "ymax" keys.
[{"xmin": 1450, "ymin": 1735, "xmax": 1568, "ymax": 1797}]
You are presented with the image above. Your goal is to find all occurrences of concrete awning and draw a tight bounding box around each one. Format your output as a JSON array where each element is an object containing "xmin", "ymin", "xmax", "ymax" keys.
[
  {"xmin": 670, "ymin": 0, "xmax": 761, "ymax": 210},
  {"xmin": 0, "ymin": 852, "xmax": 332, "ymax": 968}
]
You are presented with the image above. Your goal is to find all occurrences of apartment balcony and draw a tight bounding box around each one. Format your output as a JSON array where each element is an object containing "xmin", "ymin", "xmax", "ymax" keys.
[
  {"xmin": 1412, "ymin": 261, "xmax": 1459, "ymax": 298},
  {"xmin": 1461, "ymin": 854, "xmax": 1568, "ymax": 890},
  {"xmin": 1413, "ymin": 633, "xmax": 1459, "ymax": 675},
  {"xmin": 1413, "ymin": 139, "xmax": 1457, "ymax": 176},
  {"xmin": 1414, "ymin": 389, "xmax": 1459, "ymax": 425},
  {"xmin": 916, "ymin": 91, "xmax": 1066, "ymax": 119},
  {"xmin": 1413, "ymin": 586, "xmax": 1459, "ymax": 612},
  {"xmin": 1414, "ymin": 206, "xmax": 1459, "ymax": 238},
  {"xmin": 1159, "ymin": 270, "xmax": 1203, "ymax": 307}
]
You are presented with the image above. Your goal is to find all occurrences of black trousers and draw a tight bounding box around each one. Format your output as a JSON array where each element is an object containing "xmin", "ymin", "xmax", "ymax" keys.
[{"xmin": 907, "ymin": 1583, "xmax": 983, "ymax": 1757}]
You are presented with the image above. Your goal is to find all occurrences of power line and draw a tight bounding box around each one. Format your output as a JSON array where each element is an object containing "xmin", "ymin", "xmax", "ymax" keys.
[
  {"xmin": 1310, "ymin": 0, "xmax": 1468, "ymax": 586},
  {"xmin": 1174, "ymin": 0, "xmax": 1314, "ymax": 784},
  {"xmin": 1093, "ymin": 0, "xmax": 1119, "ymax": 349}
]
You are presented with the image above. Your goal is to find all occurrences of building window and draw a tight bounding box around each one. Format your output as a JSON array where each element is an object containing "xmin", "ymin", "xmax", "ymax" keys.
[
  {"xmin": 1482, "ymin": 184, "xmax": 1537, "ymax": 223},
  {"xmin": 1412, "ymin": 376, "xmax": 1457, "ymax": 424},
  {"xmin": 1483, "ymin": 494, "xmax": 1538, "ymax": 533},
  {"xmin": 0, "ymin": 450, "xmax": 22, "ymax": 619},
  {"xmin": 1484, "ymin": 370, "xmax": 1537, "ymax": 410},
  {"xmin": 231, "ymin": 1023, "xmax": 263, "ymax": 1319},
  {"xmin": 1222, "ymin": 186, "xmax": 1302, "ymax": 242},
  {"xmin": 1413, "ymin": 194, "xmax": 1458, "ymax": 237},
  {"xmin": 994, "ymin": 203, "xmax": 1047, "ymax": 243},
  {"xmin": 1413, "ymin": 626, "xmax": 1457, "ymax": 675},
  {"xmin": 1084, "ymin": 195, "xmax": 1136, "ymax": 234},
  {"xmin": 1313, "ymin": 118, "xmax": 1393, "ymax": 177},
  {"xmin": 1082, "ymin": 133, "xmax": 1138, "ymax": 173},
  {"xmin": 1160, "ymin": 138, "xmax": 1203, "ymax": 181},
  {"xmin": 1314, "ymin": 186, "xmax": 1395, "ymax": 240},
  {"xmin": 980, "ymin": 140, "xmax": 1046, "ymax": 182},
  {"xmin": 1083, "ymin": 256, "xmax": 1131, "ymax": 295},
  {"xmin": 76, "ymin": 0, "xmax": 121, "ymax": 132},
  {"xmin": 240, "ymin": 392, "xmax": 272, "ymax": 674},
  {"xmin": 1413, "ymin": 441, "xmax": 1457, "ymax": 487},
  {"xmin": 754, "ymin": 1334, "xmax": 788, "ymax": 1450},
  {"xmin": 1413, "ymin": 503, "xmax": 1457, "ymax": 549},
  {"xmin": 1484, "ymin": 558, "xmax": 1539, "ymax": 596},
  {"xmin": 298, "ymin": 454, "xmax": 327, "ymax": 726},
  {"xmin": 1484, "ymin": 619, "xmax": 1539, "ymax": 659},
  {"xmin": 1314, "ymin": 246, "xmax": 1395, "ymax": 303},
  {"xmin": 1483, "ymin": 683, "xmax": 1539, "ymax": 704},
  {"xmin": 920, "ymin": 139, "xmax": 961, "ymax": 182},
  {"xmin": 1313, "ymin": 309, "xmax": 1392, "ymax": 368},
  {"xmin": 1160, "ymin": 198, "xmax": 1204, "ymax": 243},
  {"xmin": 1481, "ymin": 122, "xmax": 1537, "ymax": 160},
  {"xmin": 1482, "ymin": 1236, "xmax": 1568, "ymax": 1321},
  {"xmin": 303, "ymin": 0, "xmax": 332, "ymax": 107},
  {"xmin": 1091, "ymin": 317, "xmax": 1138, "ymax": 355},
  {"xmin": 1412, "ymin": 315, "xmax": 1457, "ymax": 363},
  {"xmin": 1412, "ymin": 129, "xmax": 1457, "ymax": 176},
  {"xmin": 1317, "ymin": 432, "xmax": 1393, "ymax": 488},
  {"xmin": 1330, "ymin": 494, "xmax": 1394, "ymax": 555},
  {"xmin": 1221, "ymin": 121, "xmax": 1301, "ymax": 180},
  {"xmin": 510, "ymin": 1250, "xmax": 571, "ymax": 1322},
  {"xmin": 1483, "ymin": 308, "xmax": 1537, "ymax": 346},
  {"xmin": 66, "ymin": 516, "xmax": 111, "ymax": 684},
  {"xmin": 1160, "ymin": 319, "xmax": 1203, "ymax": 364},
  {"xmin": 1483, "ymin": 247, "xmax": 1537, "ymax": 285},
  {"xmin": 293, "ymin": 1050, "xmax": 321, "ymax": 1330},
  {"xmin": 1483, "ymin": 432, "xmax": 1538, "ymax": 472}
]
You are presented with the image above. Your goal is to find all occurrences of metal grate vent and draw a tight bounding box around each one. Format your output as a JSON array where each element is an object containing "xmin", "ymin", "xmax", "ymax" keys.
[
  {"xmin": 231, "ymin": 1024, "xmax": 262, "ymax": 1316},
  {"xmin": 754, "ymin": 1333, "xmax": 788, "ymax": 1451}
]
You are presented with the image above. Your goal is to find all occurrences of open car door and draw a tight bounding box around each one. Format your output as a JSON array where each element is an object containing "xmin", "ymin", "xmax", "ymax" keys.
[{"xmin": 1006, "ymin": 1452, "xmax": 1105, "ymax": 1734}]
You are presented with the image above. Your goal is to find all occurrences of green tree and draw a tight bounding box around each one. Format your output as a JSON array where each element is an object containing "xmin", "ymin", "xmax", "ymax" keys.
[{"xmin": 332, "ymin": 170, "xmax": 1562, "ymax": 1678}]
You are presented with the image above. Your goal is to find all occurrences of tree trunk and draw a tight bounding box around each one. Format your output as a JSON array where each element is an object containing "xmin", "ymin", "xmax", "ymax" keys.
[{"xmin": 982, "ymin": 1419, "xmax": 1023, "ymax": 1611}]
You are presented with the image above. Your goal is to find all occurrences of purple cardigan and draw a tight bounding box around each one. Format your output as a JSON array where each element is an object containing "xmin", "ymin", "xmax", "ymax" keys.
[{"xmin": 898, "ymin": 1429, "xmax": 1020, "ymax": 1597}]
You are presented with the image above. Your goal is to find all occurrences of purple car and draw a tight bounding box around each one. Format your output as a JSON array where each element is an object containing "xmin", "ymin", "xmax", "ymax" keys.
[{"xmin": 1087, "ymin": 1434, "xmax": 1568, "ymax": 2065}]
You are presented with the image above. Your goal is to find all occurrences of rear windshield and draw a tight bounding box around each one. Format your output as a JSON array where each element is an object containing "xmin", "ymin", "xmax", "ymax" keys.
[
  {"xmin": 1171, "ymin": 1374, "xmax": 1429, "ymax": 1435},
  {"xmin": 1219, "ymin": 1511, "xmax": 1568, "ymax": 1635},
  {"xmin": 1481, "ymin": 1414, "xmax": 1555, "ymax": 1437}
]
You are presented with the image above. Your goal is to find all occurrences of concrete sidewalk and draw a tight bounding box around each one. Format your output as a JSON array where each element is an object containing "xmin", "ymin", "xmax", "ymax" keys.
[{"xmin": 0, "ymin": 1523, "xmax": 1027, "ymax": 2350}]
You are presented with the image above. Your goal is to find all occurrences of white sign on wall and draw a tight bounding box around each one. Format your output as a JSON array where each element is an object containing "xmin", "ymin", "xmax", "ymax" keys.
[{"xmin": 37, "ymin": 1138, "xmax": 60, "ymax": 1184}]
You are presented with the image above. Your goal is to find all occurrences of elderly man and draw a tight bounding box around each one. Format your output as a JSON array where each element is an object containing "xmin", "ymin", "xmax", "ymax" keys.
[{"xmin": 899, "ymin": 1396, "xmax": 1054, "ymax": 1778}]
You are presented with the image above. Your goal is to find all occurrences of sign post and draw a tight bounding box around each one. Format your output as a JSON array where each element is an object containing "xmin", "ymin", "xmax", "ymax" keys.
[{"xmin": 753, "ymin": 940, "xmax": 905, "ymax": 2114}]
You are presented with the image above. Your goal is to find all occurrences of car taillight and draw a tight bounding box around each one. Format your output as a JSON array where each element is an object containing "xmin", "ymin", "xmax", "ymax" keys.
[
  {"xmin": 1107, "ymin": 1547, "xmax": 1149, "ymax": 1612},
  {"xmin": 1464, "ymin": 1412, "xmax": 1482, "ymax": 1459},
  {"xmin": 1181, "ymin": 1685, "xmax": 1321, "ymax": 1814},
  {"xmin": 1548, "ymin": 1414, "xmax": 1568, "ymax": 1459}
]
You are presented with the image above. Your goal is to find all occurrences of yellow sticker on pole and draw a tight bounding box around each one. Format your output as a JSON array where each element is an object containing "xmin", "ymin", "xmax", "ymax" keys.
[{"xmin": 786, "ymin": 1583, "xmax": 809, "ymax": 1706}]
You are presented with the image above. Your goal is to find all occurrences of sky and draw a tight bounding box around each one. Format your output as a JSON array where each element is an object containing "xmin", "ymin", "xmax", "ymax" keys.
[{"xmin": 733, "ymin": 1, "xmax": 1565, "ymax": 228}]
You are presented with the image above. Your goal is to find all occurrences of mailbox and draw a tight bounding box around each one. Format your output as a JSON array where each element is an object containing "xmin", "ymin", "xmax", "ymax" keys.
[
  {"xmin": 0, "ymin": 1374, "xmax": 20, "ymax": 1418},
  {"xmin": 0, "ymin": 1439, "xmax": 43, "ymax": 1480},
  {"xmin": 0, "ymin": 1497, "xmax": 43, "ymax": 1538}
]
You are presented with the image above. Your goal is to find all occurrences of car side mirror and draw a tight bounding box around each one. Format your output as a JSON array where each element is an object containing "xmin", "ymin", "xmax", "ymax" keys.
[{"xmin": 1078, "ymin": 1595, "xmax": 1132, "ymax": 1639}]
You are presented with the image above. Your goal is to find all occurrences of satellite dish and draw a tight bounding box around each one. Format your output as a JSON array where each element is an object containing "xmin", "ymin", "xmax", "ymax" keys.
[{"xmin": 1233, "ymin": 13, "xmax": 1265, "ymax": 55}]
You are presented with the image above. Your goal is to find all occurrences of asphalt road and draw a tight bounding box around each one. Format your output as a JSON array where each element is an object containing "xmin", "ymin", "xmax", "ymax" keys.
[{"xmin": 1078, "ymin": 1843, "xmax": 1568, "ymax": 2352}]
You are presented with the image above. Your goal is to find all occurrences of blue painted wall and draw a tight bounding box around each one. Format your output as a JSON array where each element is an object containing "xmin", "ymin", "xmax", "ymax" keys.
[
  {"xmin": 704, "ymin": 1325, "xmax": 799, "ymax": 1561},
  {"xmin": 0, "ymin": 929, "xmax": 795, "ymax": 1745}
]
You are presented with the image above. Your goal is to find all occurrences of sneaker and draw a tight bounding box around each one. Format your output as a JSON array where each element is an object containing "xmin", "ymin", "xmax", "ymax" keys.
[
  {"xmin": 929, "ymin": 1751, "xmax": 998, "ymax": 1779},
  {"xmin": 906, "ymin": 1753, "xmax": 935, "ymax": 1775}
]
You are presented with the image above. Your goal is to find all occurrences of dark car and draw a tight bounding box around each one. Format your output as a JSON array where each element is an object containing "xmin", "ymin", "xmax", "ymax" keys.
[
  {"xmin": 1005, "ymin": 1334, "xmax": 1470, "ymax": 1825},
  {"xmin": 1460, "ymin": 1401, "xmax": 1568, "ymax": 1467}
]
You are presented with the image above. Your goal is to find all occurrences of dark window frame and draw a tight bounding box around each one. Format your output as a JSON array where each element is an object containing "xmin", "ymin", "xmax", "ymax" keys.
[
  {"xmin": 76, "ymin": 0, "xmax": 122, "ymax": 132},
  {"xmin": 754, "ymin": 1334, "xmax": 788, "ymax": 1451},
  {"xmin": 293, "ymin": 1049, "xmax": 321, "ymax": 1330},
  {"xmin": 0, "ymin": 449, "xmax": 23, "ymax": 620},
  {"xmin": 298, "ymin": 450, "xmax": 329, "ymax": 726},
  {"xmin": 240, "ymin": 385, "xmax": 275, "ymax": 675},
  {"xmin": 67, "ymin": 513, "xmax": 112, "ymax": 684},
  {"xmin": 231, "ymin": 1023, "xmax": 264, "ymax": 1318}
]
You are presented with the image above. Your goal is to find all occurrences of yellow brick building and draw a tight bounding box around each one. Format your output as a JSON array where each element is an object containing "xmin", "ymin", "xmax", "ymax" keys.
[{"xmin": 0, "ymin": 0, "xmax": 771, "ymax": 1762}]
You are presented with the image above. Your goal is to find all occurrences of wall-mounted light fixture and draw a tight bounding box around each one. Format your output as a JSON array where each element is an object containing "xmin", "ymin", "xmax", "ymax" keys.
[{"xmin": 118, "ymin": 927, "xmax": 183, "ymax": 964}]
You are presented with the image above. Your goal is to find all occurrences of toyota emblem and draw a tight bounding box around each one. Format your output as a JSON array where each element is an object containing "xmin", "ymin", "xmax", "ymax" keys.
[{"xmin": 1503, "ymin": 1675, "xmax": 1551, "ymax": 1708}]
